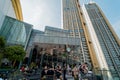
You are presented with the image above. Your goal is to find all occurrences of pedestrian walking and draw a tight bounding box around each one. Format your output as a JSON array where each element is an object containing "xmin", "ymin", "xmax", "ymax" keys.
[{"xmin": 72, "ymin": 64, "xmax": 79, "ymax": 80}]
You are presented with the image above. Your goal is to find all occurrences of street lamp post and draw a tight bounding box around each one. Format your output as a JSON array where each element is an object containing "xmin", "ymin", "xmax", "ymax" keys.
[{"xmin": 66, "ymin": 47, "xmax": 71, "ymax": 64}]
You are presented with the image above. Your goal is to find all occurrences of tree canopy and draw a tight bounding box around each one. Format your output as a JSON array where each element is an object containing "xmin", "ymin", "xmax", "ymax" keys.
[
  {"xmin": 0, "ymin": 36, "xmax": 5, "ymax": 50},
  {"xmin": 0, "ymin": 36, "xmax": 6, "ymax": 61},
  {"xmin": 0, "ymin": 36, "xmax": 26, "ymax": 68},
  {"xmin": 4, "ymin": 45, "xmax": 26, "ymax": 62}
]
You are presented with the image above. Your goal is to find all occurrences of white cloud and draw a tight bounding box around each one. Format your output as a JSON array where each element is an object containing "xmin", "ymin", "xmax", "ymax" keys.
[{"xmin": 20, "ymin": 0, "xmax": 61, "ymax": 31}]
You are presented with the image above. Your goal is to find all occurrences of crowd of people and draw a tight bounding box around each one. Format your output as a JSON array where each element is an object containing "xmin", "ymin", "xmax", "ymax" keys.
[
  {"xmin": 20, "ymin": 63, "xmax": 39, "ymax": 76},
  {"xmin": 40, "ymin": 62, "xmax": 91, "ymax": 80}
]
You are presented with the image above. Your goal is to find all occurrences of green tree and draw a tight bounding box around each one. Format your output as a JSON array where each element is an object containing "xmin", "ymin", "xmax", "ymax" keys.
[
  {"xmin": 5, "ymin": 45, "xmax": 26, "ymax": 67},
  {"xmin": 0, "ymin": 36, "xmax": 6, "ymax": 64},
  {"xmin": 0, "ymin": 36, "xmax": 5, "ymax": 49}
]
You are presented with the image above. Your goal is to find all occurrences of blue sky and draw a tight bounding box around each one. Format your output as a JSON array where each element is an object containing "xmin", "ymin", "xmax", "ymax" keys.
[{"xmin": 20, "ymin": 0, "xmax": 120, "ymax": 38}]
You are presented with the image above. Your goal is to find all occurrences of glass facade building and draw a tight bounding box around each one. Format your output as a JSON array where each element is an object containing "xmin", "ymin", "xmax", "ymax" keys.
[
  {"xmin": 26, "ymin": 29, "xmax": 44, "ymax": 57},
  {"xmin": 0, "ymin": 16, "xmax": 33, "ymax": 49},
  {"xmin": 43, "ymin": 26, "xmax": 81, "ymax": 62},
  {"xmin": 26, "ymin": 26, "xmax": 81, "ymax": 63},
  {"xmin": 33, "ymin": 34, "xmax": 81, "ymax": 63},
  {"xmin": 34, "ymin": 34, "xmax": 80, "ymax": 46},
  {"xmin": 28, "ymin": 29, "xmax": 44, "ymax": 47},
  {"xmin": 82, "ymin": 2, "xmax": 120, "ymax": 80}
]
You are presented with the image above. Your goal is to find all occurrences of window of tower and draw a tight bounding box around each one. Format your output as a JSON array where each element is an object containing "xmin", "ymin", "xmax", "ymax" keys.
[
  {"xmin": 80, "ymin": 29, "xmax": 84, "ymax": 33},
  {"xmin": 81, "ymin": 37, "xmax": 86, "ymax": 41}
]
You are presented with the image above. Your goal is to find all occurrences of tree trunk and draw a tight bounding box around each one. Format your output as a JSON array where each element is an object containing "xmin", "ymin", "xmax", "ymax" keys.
[{"xmin": 13, "ymin": 60, "xmax": 16, "ymax": 68}]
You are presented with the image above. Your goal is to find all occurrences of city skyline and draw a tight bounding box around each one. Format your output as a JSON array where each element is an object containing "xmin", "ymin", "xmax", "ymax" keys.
[
  {"xmin": 20, "ymin": 0, "xmax": 120, "ymax": 38},
  {"xmin": 0, "ymin": 0, "xmax": 120, "ymax": 79}
]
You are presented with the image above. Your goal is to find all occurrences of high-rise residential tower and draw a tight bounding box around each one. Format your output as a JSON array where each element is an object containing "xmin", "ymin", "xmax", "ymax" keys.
[
  {"xmin": 82, "ymin": 2, "xmax": 120, "ymax": 80},
  {"xmin": 62, "ymin": 0, "xmax": 99, "ymax": 70}
]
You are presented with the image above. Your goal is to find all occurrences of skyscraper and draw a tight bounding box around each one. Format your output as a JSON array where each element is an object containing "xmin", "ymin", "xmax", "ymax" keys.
[
  {"xmin": 82, "ymin": 2, "xmax": 120, "ymax": 80},
  {"xmin": 62, "ymin": 0, "xmax": 99, "ymax": 70}
]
